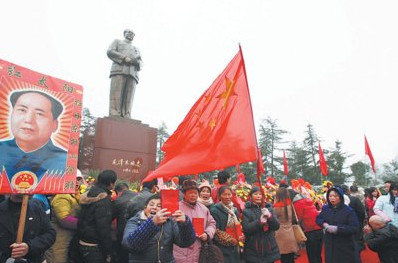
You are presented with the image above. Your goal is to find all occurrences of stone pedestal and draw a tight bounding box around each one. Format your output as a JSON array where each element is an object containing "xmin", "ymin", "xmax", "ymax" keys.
[{"xmin": 80, "ymin": 117, "xmax": 157, "ymax": 182}]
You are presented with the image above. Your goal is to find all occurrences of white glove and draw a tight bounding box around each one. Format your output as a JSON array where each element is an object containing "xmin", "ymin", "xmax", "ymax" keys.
[
  {"xmin": 261, "ymin": 208, "xmax": 271, "ymax": 218},
  {"xmin": 259, "ymin": 214, "xmax": 268, "ymax": 224}
]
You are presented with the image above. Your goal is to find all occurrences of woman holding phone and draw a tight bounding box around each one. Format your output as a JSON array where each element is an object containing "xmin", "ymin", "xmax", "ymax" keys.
[{"xmin": 122, "ymin": 193, "xmax": 196, "ymax": 263}]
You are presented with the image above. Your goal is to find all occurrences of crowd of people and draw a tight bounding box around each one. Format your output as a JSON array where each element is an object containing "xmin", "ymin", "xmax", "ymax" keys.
[{"xmin": 1, "ymin": 171, "xmax": 398, "ymax": 263}]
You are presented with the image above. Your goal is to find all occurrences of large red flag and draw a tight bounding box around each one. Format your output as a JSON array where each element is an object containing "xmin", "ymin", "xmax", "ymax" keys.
[
  {"xmin": 283, "ymin": 149, "xmax": 289, "ymax": 176},
  {"xmin": 144, "ymin": 49, "xmax": 258, "ymax": 182},
  {"xmin": 365, "ymin": 135, "xmax": 376, "ymax": 173},
  {"xmin": 319, "ymin": 143, "xmax": 328, "ymax": 176}
]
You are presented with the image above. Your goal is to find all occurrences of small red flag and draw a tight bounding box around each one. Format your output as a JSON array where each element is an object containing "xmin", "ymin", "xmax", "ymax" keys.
[
  {"xmin": 144, "ymin": 48, "xmax": 258, "ymax": 182},
  {"xmin": 319, "ymin": 143, "xmax": 328, "ymax": 176},
  {"xmin": 365, "ymin": 135, "xmax": 376, "ymax": 173},
  {"xmin": 283, "ymin": 149, "xmax": 289, "ymax": 176}
]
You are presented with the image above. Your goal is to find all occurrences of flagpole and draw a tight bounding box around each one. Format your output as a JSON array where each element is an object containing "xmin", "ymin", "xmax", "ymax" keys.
[
  {"xmin": 239, "ymin": 44, "xmax": 268, "ymax": 205},
  {"xmin": 239, "ymin": 44, "xmax": 258, "ymax": 150}
]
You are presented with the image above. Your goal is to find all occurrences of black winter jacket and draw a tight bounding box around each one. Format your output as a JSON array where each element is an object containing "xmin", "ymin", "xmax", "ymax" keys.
[
  {"xmin": 242, "ymin": 202, "xmax": 280, "ymax": 263},
  {"xmin": 364, "ymin": 224, "xmax": 398, "ymax": 263},
  {"xmin": 113, "ymin": 190, "xmax": 136, "ymax": 241},
  {"xmin": 77, "ymin": 185, "xmax": 113, "ymax": 256},
  {"xmin": 209, "ymin": 203, "xmax": 240, "ymax": 263},
  {"xmin": 0, "ymin": 199, "xmax": 56, "ymax": 263},
  {"xmin": 316, "ymin": 187, "xmax": 360, "ymax": 263}
]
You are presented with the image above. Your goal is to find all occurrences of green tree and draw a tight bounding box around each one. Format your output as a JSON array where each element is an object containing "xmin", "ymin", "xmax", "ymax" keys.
[
  {"xmin": 79, "ymin": 107, "xmax": 96, "ymax": 137},
  {"xmin": 382, "ymin": 160, "xmax": 398, "ymax": 182},
  {"xmin": 239, "ymin": 162, "xmax": 257, "ymax": 184},
  {"xmin": 285, "ymin": 141, "xmax": 308, "ymax": 181},
  {"xmin": 258, "ymin": 117, "xmax": 287, "ymax": 177},
  {"xmin": 350, "ymin": 161, "xmax": 371, "ymax": 186},
  {"xmin": 78, "ymin": 108, "xmax": 97, "ymax": 169},
  {"xmin": 327, "ymin": 140, "xmax": 349, "ymax": 185},
  {"xmin": 303, "ymin": 123, "xmax": 320, "ymax": 184},
  {"xmin": 156, "ymin": 121, "xmax": 170, "ymax": 165}
]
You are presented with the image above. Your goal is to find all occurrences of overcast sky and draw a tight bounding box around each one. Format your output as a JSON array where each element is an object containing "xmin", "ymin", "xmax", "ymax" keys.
[{"xmin": 2, "ymin": 0, "xmax": 398, "ymax": 170}]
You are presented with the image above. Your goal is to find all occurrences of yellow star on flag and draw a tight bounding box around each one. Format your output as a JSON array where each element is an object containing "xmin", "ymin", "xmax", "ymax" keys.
[
  {"xmin": 204, "ymin": 94, "xmax": 212, "ymax": 105},
  {"xmin": 217, "ymin": 76, "xmax": 237, "ymax": 109},
  {"xmin": 209, "ymin": 119, "xmax": 216, "ymax": 130}
]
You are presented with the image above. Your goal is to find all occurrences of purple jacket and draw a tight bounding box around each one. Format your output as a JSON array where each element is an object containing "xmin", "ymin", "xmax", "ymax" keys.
[{"xmin": 174, "ymin": 200, "xmax": 216, "ymax": 263}]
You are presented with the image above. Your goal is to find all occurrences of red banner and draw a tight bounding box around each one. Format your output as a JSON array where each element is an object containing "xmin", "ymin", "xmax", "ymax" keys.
[
  {"xmin": 319, "ymin": 143, "xmax": 328, "ymax": 176},
  {"xmin": 0, "ymin": 59, "xmax": 83, "ymax": 194},
  {"xmin": 365, "ymin": 135, "xmax": 376, "ymax": 173},
  {"xmin": 283, "ymin": 149, "xmax": 289, "ymax": 175}
]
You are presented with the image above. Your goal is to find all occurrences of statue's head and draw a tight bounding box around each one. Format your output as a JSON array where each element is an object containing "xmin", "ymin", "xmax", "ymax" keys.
[{"xmin": 124, "ymin": 29, "xmax": 135, "ymax": 41}]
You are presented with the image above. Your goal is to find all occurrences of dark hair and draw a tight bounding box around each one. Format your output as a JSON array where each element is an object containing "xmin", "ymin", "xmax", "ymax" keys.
[
  {"xmin": 115, "ymin": 182, "xmax": 129, "ymax": 194},
  {"xmin": 217, "ymin": 170, "xmax": 231, "ymax": 184},
  {"xmin": 10, "ymin": 90, "xmax": 64, "ymax": 119},
  {"xmin": 217, "ymin": 185, "xmax": 232, "ymax": 199},
  {"xmin": 145, "ymin": 193, "xmax": 160, "ymax": 206},
  {"xmin": 142, "ymin": 179, "xmax": 158, "ymax": 190},
  {"xmin": 350, "ymin": 185, "xmax": 358, "ymax": 192},
  {"xmin": 366, "ymin": 187, "xmax": 378, "ymax": 199},
  {"xmin": 275, "ymin": 187, "xmax": 290, "ymax": 219},
  {"xmin": 249, "ymin": 186, "xmax": 261, "ymax": 197},
  {"xmin": 385, "ymin": 180, "xmax": 393, "ymax": 184},
  {"xmin": 388, "ymin": 182, "xmax": 398, "ymax": 206},
  {"xmin": 97, "ymin": 170, "xmax": 117, "ymax": 187}
]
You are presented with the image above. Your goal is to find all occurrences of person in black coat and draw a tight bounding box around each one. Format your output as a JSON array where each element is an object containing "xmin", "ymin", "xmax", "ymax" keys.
[
  {"xmin": 125, "ymin": 179, "xmax": 158, "ymax": 220},
  {"xmin": 77, "ymin": 170, "xmax": 117, "ymax": 263},
  {"xmin": 364, "ymin": 215, "xmax": 398, "ymax": 263},
  {"xmin": 0, "ymin": 194, "xmax": 56, "ymax": 263},
  {"xmin": 242, "ymin": 186, "xmax": 280, "ymax": 263},
  {"xmin": 113, "ymin": 183, "xmax": 137, "ymax": 263},
  {"xmin": 341, "ymin": 184, "xmax": 366, "ymax": 251},
  {"xmin": 210, "ymin": 186, "xmax": 242, "ymax": 263},
  {"xmin": 316, "ymin": 186, "xmax": 361, "ymax": 263}
]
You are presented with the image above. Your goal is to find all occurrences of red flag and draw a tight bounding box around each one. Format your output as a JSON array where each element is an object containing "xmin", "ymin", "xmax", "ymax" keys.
[
  {"xmin": 283, "ymin": 149, "xmax": 289, "ymax": 175},
  {"xmin": 319, "ymin": 143, "xmax": 328, "ymax": 176},
  {"xmin": 257, "ymin": 148, "xmax": 265, "ymax": 177},
  {"xmin": 365, "ymin": 135, "xmax": 376, "ymax": 173},
  {"xmin": 144, "ymin": 48, "xmax": 258, "ymax": 182}
]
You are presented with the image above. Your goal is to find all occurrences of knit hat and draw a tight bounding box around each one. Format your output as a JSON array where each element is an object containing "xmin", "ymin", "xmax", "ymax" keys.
[
  {"xmin": 182, "ymin": 179, "xmax": 199, "ymax": 193},
  {"xmin": 199, "ymin": 180, "xmax": 212, "ymax": 192}
]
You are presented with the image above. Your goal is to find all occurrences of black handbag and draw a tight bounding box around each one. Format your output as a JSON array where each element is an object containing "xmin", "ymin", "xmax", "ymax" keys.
[{"xmin": 199, "ymin": 239, "xmax": 224, "ymax": 263}]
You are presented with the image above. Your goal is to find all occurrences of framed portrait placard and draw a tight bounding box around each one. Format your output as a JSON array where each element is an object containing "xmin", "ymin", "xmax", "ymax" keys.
[{"xmin": 0, "ymin": 59, "xmax": 83, "ymax": 194}]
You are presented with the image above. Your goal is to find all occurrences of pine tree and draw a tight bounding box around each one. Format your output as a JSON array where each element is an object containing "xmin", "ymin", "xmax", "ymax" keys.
[
  {"xmin": 303, "ymin": 123, "xmax": 320, "ymax": 184},
  {"xmin": 382, "ymin": 160, "xmax": 398, "ymax": 182},
  {"xmin": 327, "ymin": 140, "xmax": 349, "ymax": 185},
  {"xmin": 286, "ymin": 141, "xmax": 308, "ymax": 181},
  {"xmin": 258, "ymin": 117, "xmax": 287, "ymax": 178},
  {"xmin": 351, "ymin": 161, "xmax": 371, "ymax": 186},
  {"xmin": 156, "ymin": 121, "xmax": 169, "ymax": 165}
]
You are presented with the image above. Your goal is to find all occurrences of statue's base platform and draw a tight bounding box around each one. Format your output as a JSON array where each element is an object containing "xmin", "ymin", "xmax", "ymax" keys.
[{"xmin": 80, "ymin": 116, "xmax": 157, "ymax": 182}]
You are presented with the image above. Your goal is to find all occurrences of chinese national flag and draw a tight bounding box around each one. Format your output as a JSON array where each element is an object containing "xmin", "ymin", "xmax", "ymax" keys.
[
  {"xmin": 319, "ymin": 143, "xmax": 328, "ymax": 176},
  {"xmin": 283, "ymin": 149, "xmax": 289, "ymax": 176},
  {"xmin": 144, "ymin": 49, "xmax": 258, "ymax": 182},
  {"xmin": 365, "ymin": 135, "xmax": 376, "ymax": 173}
]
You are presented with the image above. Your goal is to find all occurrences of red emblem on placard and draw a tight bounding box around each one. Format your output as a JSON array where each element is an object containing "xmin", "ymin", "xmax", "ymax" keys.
[{"xmin": 11, "ymin": 171, "xmax": 38, "ymax": 192}]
